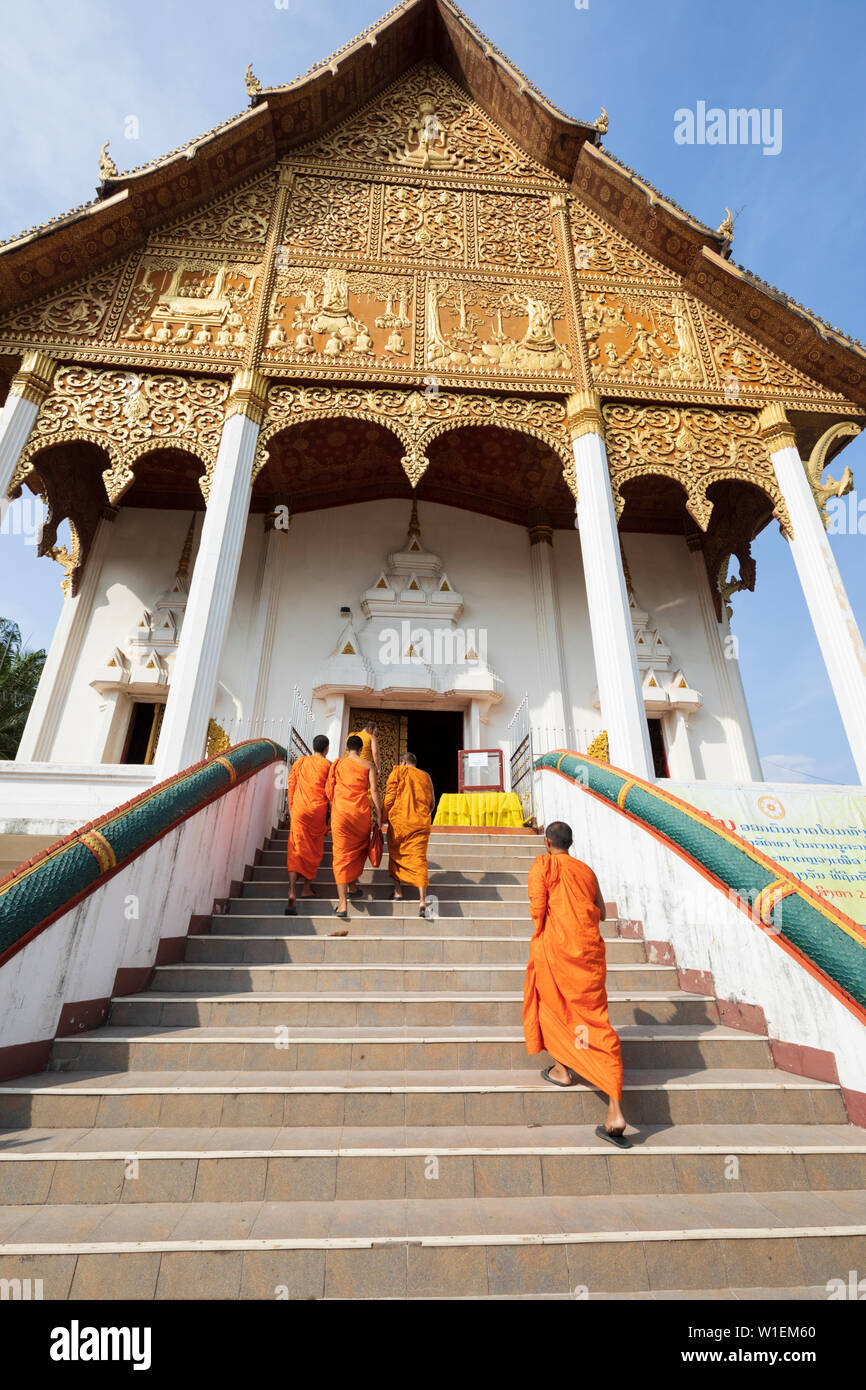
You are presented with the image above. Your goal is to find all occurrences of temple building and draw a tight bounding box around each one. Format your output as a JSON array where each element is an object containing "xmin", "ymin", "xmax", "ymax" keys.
[
  {"xmin": 1, "ymin": 0, "xmax": 865, "ymax": 822},
  {"xmin": 2, "ymin": 0, "xmax": 866, "ymax": 1306}
]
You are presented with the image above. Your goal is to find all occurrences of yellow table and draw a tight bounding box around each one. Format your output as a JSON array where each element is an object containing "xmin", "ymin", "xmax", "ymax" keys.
[{"xmin": 433, "ymin": 792, "xmax": 525, "ymax": 828}]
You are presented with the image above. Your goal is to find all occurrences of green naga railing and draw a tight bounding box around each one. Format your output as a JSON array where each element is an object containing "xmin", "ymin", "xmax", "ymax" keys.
[
  {"xmin": 0, "ymin": 739, "xmax": 286, "ymax": 965},
  {"xmin": 535, "ymin": 750, "xmax": 866, "ymax": 1011}
]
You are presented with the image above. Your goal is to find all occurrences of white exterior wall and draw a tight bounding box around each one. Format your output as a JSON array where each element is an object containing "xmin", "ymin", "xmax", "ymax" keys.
[
  {"xmin": 48, "ymin": 508, "xmax": 201, "ymax": 763},
  {"xmin": 0, "ymin": 762, "xmax": 280, "ymax": 1054},
  {"xmin": 621, "ymin": 532, "xmax": 759, "ymax": 781},
  {"xmin": 535, "ymin": 767, "xmax": 866, "ymax": 1100},
  {"xmin": 32, "ymin": 499, "xmax": 755, "ymax": 782}
]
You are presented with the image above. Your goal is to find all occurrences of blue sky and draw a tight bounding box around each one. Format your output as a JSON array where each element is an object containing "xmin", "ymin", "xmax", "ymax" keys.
[{"xmin": 1, "ymin": 0, "xmax": 864, "ymax": 783}]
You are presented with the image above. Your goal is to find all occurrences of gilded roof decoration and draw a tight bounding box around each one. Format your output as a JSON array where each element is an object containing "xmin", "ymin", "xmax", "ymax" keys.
[{"xmin": 291, "ymin": 64, "xmax": 556, "ymax": 183}]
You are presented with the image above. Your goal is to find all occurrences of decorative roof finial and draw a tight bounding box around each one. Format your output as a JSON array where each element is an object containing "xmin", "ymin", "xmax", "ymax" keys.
[
  {"xmin": 717, "ymin": 207, "xmax": 734, "ymax": 241},
  {"xmin": 408, "ymin": 497, "xmax": 421, "ymax": 538},
  {"xmin": 245, "ymin": 63, "xmax": 263, "ymax": 98},
  {"xmin": 99, "ymin": 142, "xmax": 118, "ymax": 180},
  {"xmin": 593, "ymin": 108, "xmax": 609, "ymax": 136}
]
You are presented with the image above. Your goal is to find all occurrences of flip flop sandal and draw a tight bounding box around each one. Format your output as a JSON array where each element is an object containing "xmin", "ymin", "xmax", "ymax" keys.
[
  {"xmin": 390, "ymin": 892, "xmax": 404, "ymax": 901},
  {"xmin": 334, "ymin": 909, "xmax": 349, "ymax": 920},
  {"xmin": 541, "ymin": 1066, "xmax": 578, "ymax": 1088},
  {"xmin": 283, "ymin": 903, "xmax": 297, "ymax": 916},
  {"xmin": 347, "ymin": 887, "xmax": 363, "ymax": 898},
  {"xmin": 418, "ymin": 907, "xmax": 427, "ymax": 918},
  {"xmin": 595, "ymin": 1124, "xmax": 633, "ymax": 1150}
]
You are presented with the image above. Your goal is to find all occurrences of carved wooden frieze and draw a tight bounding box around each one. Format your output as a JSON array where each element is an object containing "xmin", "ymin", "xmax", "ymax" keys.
[
  {"xmin": 0, "ymin": 266, "xmax": 125, "ymax": 347},
  {"xmin": 424, "ymin": 277, "xmax": 571, "ymax": 376},
  {"xmin": 147, "ymin": 171, "xmax": 276, "ymax": 256},
  {"xmin": 252, "ymin": 383, "xmax": 575, "ymax": 495},
  {"xmin": 10, "ymin": 366, "xmax": 229, "ymax": 503},
  {"xmin": 582, "ymin": 288, "xmax": 706, "ymax": 389},
  {"xmin": 568, "ymin": 195, "xmax": 676, "ymax": 283},
  {"xmin": 602, "ymin": 402, "xmax": 791, "ymax": 534},
  {"xmin": 261, "ymin": 266, "xmax": 414, "ymax": 367},
  {"xmin": 476, "ymin": 193, "xmax": 558, "ymax": 271},
  {"xmin": 116, "ymin": 258, "xmax": 259, "ymax": 362},
  {"xmin": 280, "ymin": 175, "xmax": 373, "ymax": 258}
]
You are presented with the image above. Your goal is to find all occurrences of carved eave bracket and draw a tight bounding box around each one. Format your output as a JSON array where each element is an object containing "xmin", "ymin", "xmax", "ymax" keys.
[{"xmin": 805, "ymin": 421, "xmax": 860, "ymax": 527}]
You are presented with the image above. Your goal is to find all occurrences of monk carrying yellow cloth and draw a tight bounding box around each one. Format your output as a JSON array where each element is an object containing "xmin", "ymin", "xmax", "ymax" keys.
[
  {"xmin": 384, "ymin": 753, "xmax": 434, "ymax": 917},
  {"xmin": 523, "ymin": 820, "xmax": 631, "ymax": 1148},
  {"xmin": 284, "ymin": 735, "xmax": 331, "ymax": 916},
  {"xmin": 326, "ymin": 735, "xmax": 383, "ymax": 920}
]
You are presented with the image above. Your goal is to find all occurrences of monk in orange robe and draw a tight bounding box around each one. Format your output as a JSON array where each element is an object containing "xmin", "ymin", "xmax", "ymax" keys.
[
  {"xmin": 384, "ymin": 752, "xmax": 434, "ymax": 917},
  {"xmin": 523, "ymin": 820, "xmax": 630, "ymax": 1148},
  {"xmin": 326, "ymin": 734, "xmax": 383, "ymax": 919},
  {"xmin": 285, "ymin": 735, "xmax": 331, "ymax": 916}
]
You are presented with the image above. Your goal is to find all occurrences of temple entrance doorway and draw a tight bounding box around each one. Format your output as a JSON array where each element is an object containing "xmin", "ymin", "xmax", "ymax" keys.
[
  {"xmin": 346, "ymin": 706, "xmax": 463, "ymax": 803},
  {"xmin": 405, "ymin": 710, "xmax": 463, "ymax": 801}
]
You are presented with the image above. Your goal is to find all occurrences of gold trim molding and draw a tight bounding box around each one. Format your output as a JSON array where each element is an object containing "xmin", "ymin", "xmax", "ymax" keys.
[
  {"xmin": 8, "ymin": 350, "xmax": 58, "ymax": 407},
  {"xmin": 566, "ymin": 389, "xmax": 604, "ymax": 441},
  {"xmin": 226, "ymin": 368, "xmax": 269, "ymax": 427},
  {"xmin": 757, "ymin": 402, "xmax": 797, "ymax": 453}
]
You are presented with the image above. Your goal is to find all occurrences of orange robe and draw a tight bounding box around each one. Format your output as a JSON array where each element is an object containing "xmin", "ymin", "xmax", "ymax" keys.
[
  {"xmin": 286, "ymin": 753, "xmax": 330, "ymax": 882},
  {"xmin": 385, "ymin": 765, "xmax": 434, "ymax": 892},
  {"xmin": 326, "ymin": 756, "xmax": 373, "ymax": 883},
  {"xmin": 523, "ymin": 853, "xmax": 622, "ymax": 1100}
]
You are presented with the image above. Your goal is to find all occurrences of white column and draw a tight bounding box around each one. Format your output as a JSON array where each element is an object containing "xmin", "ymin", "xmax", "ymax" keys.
[
  {"xmin": 569, "ymin": 392, "xmax": 654, "ymax": 779},
  {"xmin": 248, "ymin": 518, "xmax": 290, "ymax": 735},
  {"xmin": 0, "ymin": 352, "xmax": 57, "ymax": 503},
  {"xmin": 760, "ymin": 404, "xmax": 866, "ymax": 784},
  {"xmin": 686, "ymin": 539, "xmax": 762, "ymax": 783},
  {"xmin": 17, "ymin": 510, "xmax": 118, "ymax": 762},
  {"xmin": 154, "ymin": 371, "xmax": 266, "ymax": 777},
  {"xmin": 527, "ymin": 509, "xmax": 572, "ymax": 749}
]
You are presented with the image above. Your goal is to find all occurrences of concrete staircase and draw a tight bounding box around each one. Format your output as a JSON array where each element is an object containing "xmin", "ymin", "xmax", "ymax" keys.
[{"xmin": 0, "ymin": 826, "xmax": 864, "ymax": 1300}]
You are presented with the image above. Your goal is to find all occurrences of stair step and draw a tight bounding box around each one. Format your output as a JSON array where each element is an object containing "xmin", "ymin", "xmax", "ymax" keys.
[
  {"xmin": 254, "ymin": 864, "xmax": 532, "ymax": 884},
  {"xmin": 2, "ymin": 1125, "xmax": 863, "ymax": 1203},
  {"xmin": 214, "ymin": 912, "xmax": 615, "ymax": 934},
  {"xmin": 109, "ymin": 990, "xmax": 716, "ymax": 1028},
  {"xmin": 46, "ymin": 1024, "xmax": 772, "ymax": 1074},
  {"xmin": 0, "ymin": 1068, "xmax": 844, "ymax": 1128},
  {"xmin": 1, "ymin": 1191, "xmax": 863, "ymax": 1298},
  {"xmin": 155, "ymin": 963, "xmax": 669, "ymax": 991},
  {"xmin": 183, "ymin": 935, "xmax": 650, "ymax": 965}
]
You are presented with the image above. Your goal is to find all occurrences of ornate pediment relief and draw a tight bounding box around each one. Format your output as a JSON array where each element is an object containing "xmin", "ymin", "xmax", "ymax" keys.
[
  {"xmin": 582, "ymin": 288, "xmax": 705, "ymax": 388},
  {"xmin": 115, "ymin": 256, "xmax": 259, "ymax": 361},
  {"xmin": 698, "ymin": 301, "xmax": 837, "ymax": 401},
  {"xmin": 569, "ymin": 196, "xmax": 677, "ymax": 284},
  {"xmin": 291, "ymin": 63, "xmax": 554, "ymax": 183},
  {"xmin": 147, "ymin": 171, "xmax": 276, "ymax": 256},
  {"xmin": 0, "ymin": 264, "xmax": 125, "ymax": 348}
]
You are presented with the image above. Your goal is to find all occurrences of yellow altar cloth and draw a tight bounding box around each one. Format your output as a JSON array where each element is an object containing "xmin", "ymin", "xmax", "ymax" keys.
[{"xmin": 433, "ymin": 792, "xmax": 525, "ymax": 828}]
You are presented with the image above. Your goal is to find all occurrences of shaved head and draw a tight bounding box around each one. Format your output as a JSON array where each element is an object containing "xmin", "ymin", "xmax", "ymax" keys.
[
  {"xmin": 401, "ymin": 752, "xmax": 417, "ymax": 766},
  {"xmin": 312, "ymin": 735, "xmax": 329, "ymax": 754},
  {"xmin": 544, "ymin": 821, "xmax": 573, "ymax": 851}
]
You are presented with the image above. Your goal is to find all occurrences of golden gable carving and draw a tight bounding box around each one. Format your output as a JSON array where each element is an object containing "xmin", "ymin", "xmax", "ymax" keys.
[{"xmin": 292, "ymin": 63, "xmax": 553, "ymax": 182}]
